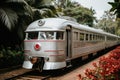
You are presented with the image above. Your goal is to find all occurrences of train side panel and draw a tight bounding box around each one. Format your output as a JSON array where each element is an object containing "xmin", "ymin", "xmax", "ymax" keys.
[{"xmin": 70, "ymin": 27, "xmax": 106, "ymax": 59}]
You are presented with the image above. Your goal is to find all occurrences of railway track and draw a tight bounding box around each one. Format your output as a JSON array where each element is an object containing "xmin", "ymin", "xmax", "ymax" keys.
[
  {"xmin": 0, "ymin": 68, "xmax": 32, "ymax": 80},
  {"xmin": 9, "ymin": 75, "xmax": 51, "ymax": 80},
  {"xmin": 0, "ymin": 65, "xmax": 21, "ymax": 74}
]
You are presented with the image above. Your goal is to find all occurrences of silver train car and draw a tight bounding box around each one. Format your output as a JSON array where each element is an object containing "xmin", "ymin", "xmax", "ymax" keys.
[{"xmin": 22, "ymin": 18, "xmax": 120, "ymax": 71}]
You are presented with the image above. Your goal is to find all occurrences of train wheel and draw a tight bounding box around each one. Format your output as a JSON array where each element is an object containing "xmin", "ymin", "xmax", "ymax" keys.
[{"xmin": 38, "ymin": 57, "xmax": 44, "ymax": 72}]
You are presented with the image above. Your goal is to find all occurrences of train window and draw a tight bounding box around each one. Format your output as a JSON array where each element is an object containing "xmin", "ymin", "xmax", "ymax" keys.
[
  {"xmin": 46, "ymin": 32, "xmax": 54, "ymax": 39},
  {"xmin": 74, "ymin": 32, "xmax": 78, "ymax": 40},
  {"xmin": 85, "ymin": 34, "xmax": 89, "ymax": 41},
  {"xmin": 56, "ymin": 32, "xmax": 64, "ymax": 40},
  {"xmin": 90, "ymin": 34, "xmax": 92, "ymax": 41},
  {"xmin": 96, "ymin": 35, "xmax": 98, "ymax": 40},
  {"xmin": 27, "ymin": 32, "xmax": 38, "ymax": 40},
  {"xmin": 80, "ymin": 33, "xmax": 84, "ymax": 41},
  {"xmin": 39, "ymin": 32, "xmax": 46, "ymax": 39},
  {"xmin": 100, "ymin": 35, "xmax": 104, "ymax": 40},
  {"xmin": 93, "ymin": 34, "xmax": 96, "ymax": 40},
  {"xmin": 39, "ymin": 32, "xmax": 54, "ymax": 40},
  {"xmin": 38, "ymin": 31, "xmax": 64, "ymax": 40}
]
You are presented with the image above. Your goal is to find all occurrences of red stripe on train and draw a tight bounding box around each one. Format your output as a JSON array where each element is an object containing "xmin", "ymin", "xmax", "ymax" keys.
[
  {"xmin": 44, "ymin": 50, "xmax": 64, "ymax": 52},
  {"xmin": 49, "ymin": 53, "xmax": 64, "ymax": 56},
  {"xmin": 24, "ymin": 40, "xmax": 64, "ymax": 42},
  {"xmin": 24, "ymin": 50, "xmax": 31, "ymax": 52}
]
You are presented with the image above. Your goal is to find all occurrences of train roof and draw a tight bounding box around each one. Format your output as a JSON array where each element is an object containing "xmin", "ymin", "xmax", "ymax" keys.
[
  {"xmin": 26, "ymin": 18, "xmax": 119, "ymax": 38},
  {"xmin": 26, "ymin": 18, "xmax": 67, "ymax": 32}
]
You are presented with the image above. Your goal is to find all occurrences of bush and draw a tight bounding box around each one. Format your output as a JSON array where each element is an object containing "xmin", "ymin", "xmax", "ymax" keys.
[
  {"xmin": 0, "ymin": 47, "xmax": 24, "ymax": 69},
  {"xmin": 78, "ymin": 46, "xmax": 120, "ymax": 80}
]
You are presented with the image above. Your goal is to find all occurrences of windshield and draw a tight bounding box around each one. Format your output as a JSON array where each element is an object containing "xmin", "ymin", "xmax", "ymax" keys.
[
  {"xmin": 27, "ymin": 32, "xmax": 38, "ymax": 40},
  {"xmin": 39, "ymin": 32, "xmax": 54, "ymax": 39},
  {"xmin": 56, "ymin": 32, "xmax": 64, "ymax": 40},
  {"xmin": 39, "ymin": 31, "xmax": 64, "ymax": 40},
  {"xmin": 26, "ymin": 31, "xmax": 64, "ymax": 40}
]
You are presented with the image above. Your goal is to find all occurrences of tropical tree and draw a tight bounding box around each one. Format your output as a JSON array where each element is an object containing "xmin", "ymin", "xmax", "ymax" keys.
[
  {"xmin": 0, "ymin": 0, "xmax": 33, "ymax": 49},
  {"xmin": 108, "ymin": 0, "xmax": 120, "ymax": 35},
  {"xmin": 0, "ymin": 0, "xmax": 32, "ymax": 30},
  {"xmin": 25, "ymin": 0, "xmax": 58, "ymax": 20},
  {"xmin": 95, "ymin": 11, "xmax": 117, "ymax": 34},
  {"xmin": 51, "ymin": 0, "xmax": 96, "ymax": 27},
  {"xmin": 108, "ymin": 0, "xmax": 120, "ymax": 18},
  {"xmin": 63, "ymin": 1, "xmax": 96, "ymax": 26}
]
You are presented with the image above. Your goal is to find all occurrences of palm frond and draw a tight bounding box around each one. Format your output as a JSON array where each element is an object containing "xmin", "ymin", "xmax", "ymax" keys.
[
  {"xmin": 5, "ymin": 0, "xmax": 33, "ymax": 18},
  {"xmin": 6, "ymin": 0, "xmax": 27, "ymax": 4},
  {"xmin": 0, "ymin": 8, "xmax": 18, "ymax": 30},
  {"xmin": 33, "ymin": 8, "xmax": 57, "ymax": 18}
]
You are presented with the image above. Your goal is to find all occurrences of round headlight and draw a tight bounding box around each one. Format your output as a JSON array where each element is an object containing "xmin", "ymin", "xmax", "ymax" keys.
[{"xmin": 34, "ymin": 43, "xmax": 41, "ymax": 51}]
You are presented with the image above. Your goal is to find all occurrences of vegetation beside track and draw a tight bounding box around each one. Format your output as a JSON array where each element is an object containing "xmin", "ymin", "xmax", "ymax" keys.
[{"xmin": 0, "ymin": 46, "xmax": 24, "ymax": 69}]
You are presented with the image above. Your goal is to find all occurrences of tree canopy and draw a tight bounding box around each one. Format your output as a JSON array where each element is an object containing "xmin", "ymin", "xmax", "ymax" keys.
[
  {"xmin": 53, "ymin": 0, "xmax": 96, "ymax": 26},
  {"xmin": 0, "ymin": 0, "xmax": 99, "ymax": 49},
  {"xmin": 95, "ymin": 11, "xmax": 117, "ymax": 34},
  {"xmin": 108, "ymin": 0, "xmax": 120, "ymax": 18},
  {"xmin": 108, "ymin": 0, "xmax": 120, "ymax": 35},
  {"xmin": 0, "ymin": 0, "xmax": 32, "ymax": 30}
]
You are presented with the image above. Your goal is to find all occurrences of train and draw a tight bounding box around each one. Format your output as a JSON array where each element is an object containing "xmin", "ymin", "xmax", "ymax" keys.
[{"xmin": 22, "ymin": 17, "xmax": 120, "ymax": 71}]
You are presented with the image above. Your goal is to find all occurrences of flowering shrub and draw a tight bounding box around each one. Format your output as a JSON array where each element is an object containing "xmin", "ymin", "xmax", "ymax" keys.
[{"xmin": 78, "ymin": 46, "xmax": 120, "ymax": 80}]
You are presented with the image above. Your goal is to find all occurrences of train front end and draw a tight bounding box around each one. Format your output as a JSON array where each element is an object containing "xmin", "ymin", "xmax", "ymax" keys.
[{"xmin": 22, "ymin": 18, "xmax": 66, "ymax": 71}]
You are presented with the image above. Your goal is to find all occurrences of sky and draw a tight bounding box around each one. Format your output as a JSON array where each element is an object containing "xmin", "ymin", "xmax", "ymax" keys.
[{"xmin": 71, "ymin": 0, "xmax": 114, "ymax": 19}]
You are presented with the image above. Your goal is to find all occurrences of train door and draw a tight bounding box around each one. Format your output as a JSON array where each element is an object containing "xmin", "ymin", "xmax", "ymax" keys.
[{"xmin": 66, "ymin": 26, "xmax": 72, "ymax": 67}]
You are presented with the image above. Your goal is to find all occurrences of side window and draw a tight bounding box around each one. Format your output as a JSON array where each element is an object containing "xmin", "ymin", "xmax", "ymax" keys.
[
  {"xmin": 27, "ymin": 32, "xmax": 38, "ymax": 40},
  {"xmin": 56, "ymin": 32, "xmax": 64, "ymax": 40},
  {"xmin": 86, "ymin": 34, "xmax": 89, "ymax": 41},
  {"xmin": 74, "ymin": 32, "xmax": 78, "ymax": 40},
  {"xmin": 93, "ymin": 34, "xmax": 97, "ymax": 41},
  {"xmin": 38, "ymin": 31, "xmax": 64, "ymax": 40},
  {"xmin": 80, "ymin": 33, "xmax": 84, "ymax": 41},
  {"xmin": 90, "ymin": 34, "xmax": 92, "ymax": 41}
]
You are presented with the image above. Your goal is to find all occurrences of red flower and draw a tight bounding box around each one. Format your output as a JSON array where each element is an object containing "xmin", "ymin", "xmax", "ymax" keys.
[{"xmin": 78, "ymin": 46, "xmax": 120, "ymax": 80}]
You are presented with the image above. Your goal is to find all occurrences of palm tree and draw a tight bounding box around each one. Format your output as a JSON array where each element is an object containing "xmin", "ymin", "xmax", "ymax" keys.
[
  {"xmin": 0, "ymin": 0, "xmax": 32, "ymax": 30},
  {"xmin": 0, "ymin": 0, "xmax": 33, "ymax": 49},
  {"xmin": 108, "ymin": 0, "xmax": 120, "ymax": 18},
  {"xmin": 25, "ymin": 0, "xmax": 58, "ymax": 20},
  {"xmin": 108, "ymin": 0, "xmax": 120, "ymax": 35},
  {"xmin": 63, "ymin": 1, "xmax": 96, "ymax": 26}
]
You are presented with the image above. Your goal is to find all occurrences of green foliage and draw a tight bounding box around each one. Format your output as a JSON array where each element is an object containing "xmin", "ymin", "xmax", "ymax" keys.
[
  {"xmin": 0, "ymin": 0, "xmax": 32, "ymax": 30},
  {"xmin": 95, "ymin": 11, "xmax": 118, "ymax": 34},
  {"xmin": 52, "ymin": 0, "xmax": 96, "ymax": 26},
  {"xmin": 32, "ymin": 5, "xmax": 58, "ymax": 19},
  {"xmin": 62, "ymin": 1, "xmax": 96, "ymax": 26},
  {"xmin": 0, "ymin": 46, "xmax": 24, "ymax": 69},
  {"xmin": 108, "ymin": 0, "xmax": 120, "ymax": 35},
  {"xmin": 108, "ymin": 0, "xmax": 120, "ymax": 18},
  {"xmin": 26, "ymin": 0, "xmax": 58, "ymax": 20}
]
